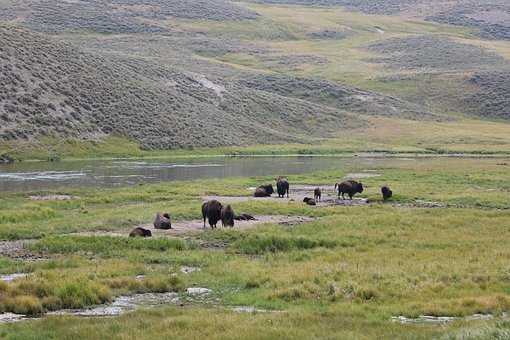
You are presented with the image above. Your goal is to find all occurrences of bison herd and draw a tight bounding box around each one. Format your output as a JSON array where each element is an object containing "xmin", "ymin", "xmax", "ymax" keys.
[{"xmin": 130, "ymin": 177, "xmax": 394, "ymax": 236}]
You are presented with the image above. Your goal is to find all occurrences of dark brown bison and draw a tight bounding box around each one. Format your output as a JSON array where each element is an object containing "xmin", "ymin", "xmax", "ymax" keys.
[
  {"xmin": 221, "ymin": 205, "xmax": 235, "ymax": 228},
  {"xmin": 154, "ymin": 212, "xmax": 172, "ymax": 229},
  {"xmin": 202, "ymin": 200, "xmax": 223, "ymax": 229},
  {"xmin": 276, "ymin": 177, "xmax": 289, "ymax": 198},
  {"xmin": 129, "ymin": 227, "xmax": 152, "ymax": 237},
  {"xmin": 254, "ymin": 184, "xmax": 274, "ymax": 197},
  {"xmin": 335, "ymin": 180, "xmax": 364, "ymax": 200},
  {"xmin": 381, "ymin": 186, "xmax": 393, "ymax": 201},
  {"xmin": 303, "ymin": 197, "xmax": 316, "ymax": 206},
  {"xmin": 234, "ymin": 213, "xmax": 256, "ymax": 221},
  {"xmin": 314, "ymin": 187, "xmax": 321, "ymax": 202}
]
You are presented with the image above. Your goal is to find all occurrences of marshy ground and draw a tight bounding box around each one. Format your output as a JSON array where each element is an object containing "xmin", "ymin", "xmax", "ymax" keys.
[{"xmin": 0, "ymin": 157, "xmax": 510, "ymax": 339}]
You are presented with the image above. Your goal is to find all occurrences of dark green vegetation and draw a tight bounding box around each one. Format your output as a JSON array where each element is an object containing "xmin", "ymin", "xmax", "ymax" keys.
[{"xmin": 0, "ymin": 158, "xmax": 510, "ymax": 338}]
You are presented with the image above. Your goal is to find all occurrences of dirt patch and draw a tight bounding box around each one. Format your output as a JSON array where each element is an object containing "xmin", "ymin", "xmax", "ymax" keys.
[
  {"xmin": 72, "ymin": 215, "xmax": 316, "ymax": 238},
  {"xmin": 205, "ymin": 184, "xmax": 369, "ymax": 207}
]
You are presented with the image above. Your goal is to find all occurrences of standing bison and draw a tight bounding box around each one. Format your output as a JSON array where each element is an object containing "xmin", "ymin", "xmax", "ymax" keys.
[
  {"xmin": 254, "ymin": 184, "xmax": 274, "ymax": 197},
  {"xmin": 276, "ymin": 177, "xmax": 289, "ymax": 198},
  {"xmin": 221, "ymin": 205, "xmax": 235, "ymax": 228},
  {"xmin": 335, "ymin": 180, "xmax": 364, "ymax": 200},
  {"xmin": 202, "ymin": 200, "xmax": 223, "ymax": 229}
]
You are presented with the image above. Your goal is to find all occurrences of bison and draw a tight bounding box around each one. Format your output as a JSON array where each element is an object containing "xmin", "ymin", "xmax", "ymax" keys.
[
  {"xmin": 254, "ymin": 184, "xmax": 274, "ymax": 197},
  {"xmin": 221, "ymin": 205, "xmax": 235, "ymax": 228},
  {"xmin": 154, "ymin": 212, "xmax": 172, "ymax": 229},
  {"xmin": 381, "ymin": 186, "xmax": 393, "ymax": 201},
  {"xmin": 335, "ymin": 180, "xmax": 364, "ymax": 200},
  {"xmin": 202, "ymin": 200, "xmax": 223, "ymax": 229},
  {"xmin": 276, "ymin": 177, "xmax": 289, "ymax": 198},
  {"xmin": 303, "ymin": 197, "xmax": 316, "ymax": 206},
  {"xmin": 234, "ymin": 213, "xmax": 256, "ymax": 221},
  {"xmin": 129, "ymin": 227, "xmax": 152, "ymax": 237},
  {"xmin": 314, "ymin": 187, "xmax": 321, "ymax": 202}
]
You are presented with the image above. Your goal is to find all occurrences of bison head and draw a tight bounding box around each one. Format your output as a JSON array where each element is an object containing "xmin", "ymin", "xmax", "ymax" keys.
[{"xmin": 356, "ymin": 182, "xmax": 364, "ymax": 193}]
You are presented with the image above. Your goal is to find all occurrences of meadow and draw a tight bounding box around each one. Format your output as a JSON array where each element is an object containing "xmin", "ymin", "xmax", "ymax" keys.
[{"xmin": 0, "ymin": 156, "xmax": 510, "ymax": 339}]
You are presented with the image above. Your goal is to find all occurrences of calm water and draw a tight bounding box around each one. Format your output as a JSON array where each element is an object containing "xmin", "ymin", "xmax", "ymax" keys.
[{"xmin": 0, "ymin": 156, "xmax": 391, "ymax": 192}]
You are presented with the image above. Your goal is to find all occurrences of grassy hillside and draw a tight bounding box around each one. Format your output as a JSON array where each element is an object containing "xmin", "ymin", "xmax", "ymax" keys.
[
  {"xmin": 247, "ymin": 0, "xmax": 510, "ymax": 40},
  {"xmin": 0, "ymin": 24, "xmax": 369, "ymax": 149},
  {"xmin": 0, "ymin": 0, "xmax": 509, "ymax": 154}
]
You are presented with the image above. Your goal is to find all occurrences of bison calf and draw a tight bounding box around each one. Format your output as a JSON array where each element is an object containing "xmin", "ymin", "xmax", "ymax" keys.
[
  {"xmin": 381, "ymin": 186, "xmax": 393, "ymax": 201},
  {"xmin": 314, "ymin": 187, "xmax": 321, "ymax": 202}
]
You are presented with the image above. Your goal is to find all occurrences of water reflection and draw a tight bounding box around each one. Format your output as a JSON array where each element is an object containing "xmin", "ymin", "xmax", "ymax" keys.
[{"xmin": 0, "ymin": 156, "xmax": 380, "ymax": 192}]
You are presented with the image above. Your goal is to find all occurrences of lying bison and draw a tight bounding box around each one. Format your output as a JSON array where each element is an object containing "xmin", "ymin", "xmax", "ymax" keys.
[
  {"xmin": 314, "ymin": 187, "xmax": 321, "ymax": 202},
  {"xmin": 234, "ymin": 213, "xmax": 256, "ymax": 221},
  {"xmin": 276, "ymin": 177, "xmax": 289, "ymax": 198},
  {"xmin": 202, "ymin": 200, "xmax": 222, "ymax": 229},
  {"xmin": 254, "ymin": 184, "xmax": 274, "ymax": 197},
  {"xmin": 221, "ymin": 205, "xmax": 235, "ymax": 228},
  {"xmin": 303, "ymin": 197, "xmax": 316, "ymax": 206},
  {"xmin": 381, "ymin": 186, "xmax": 393, "ymax": 201},
  {"xmin": 154, "ymin": 212, "xmax": 172, "ymax": 229},
  {"xmin": 335, "ymin": 180, "xmax": 364, "ymax": 200},
  {"xmin": 129, "ymin": 227, "xmax": 152, "ymax": 237}
]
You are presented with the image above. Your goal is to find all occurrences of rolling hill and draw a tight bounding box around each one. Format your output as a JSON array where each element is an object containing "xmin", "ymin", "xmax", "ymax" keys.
[{"xmin": 0, "ymin": 0, "xmax": 509, "ymax": 152}]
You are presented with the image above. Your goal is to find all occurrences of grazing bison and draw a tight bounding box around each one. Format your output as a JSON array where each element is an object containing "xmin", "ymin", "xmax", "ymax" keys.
[
  {"xmin": 154, "ymin": 212, "xmax": 172, "ymax": 229},
  {"xmin": 129, "ymin": 227, "xmax": 152, "ymax": 237},
  {"xmin": 254, "ymin": 184, "xmax": 274, "ymax": 197},
  {"xmin": 335, "ymin": 180, "xmax": 364, "ymax": 200},
  {"xmin": 202, "ymin": 200, "xmax": 223, "ymax": 229},
  {"xmin": 221, "ymin": 205, "xmax": 235, "ymax": 228},
  {"xmin": 234, "ymin": 213, "xmax": 256, "ymax": 221},
  {"xmin": 381, "ymin": 186, "xmax": 393, "ymax": 201},
  {"xmin": 276, "ymin": 177, "xmax": 289, "ymax": 198},
  {"xmin": 314, "ymin": 187, "xmax": 321, "ymax": 202},
  {"xmin": 303, "ymin": 197, "xmax": 316, "ymax": 206}
]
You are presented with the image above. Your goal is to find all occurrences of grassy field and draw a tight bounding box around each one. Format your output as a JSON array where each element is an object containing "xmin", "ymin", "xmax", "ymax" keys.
[
  {"xmin": 2, "ymin": 117, "xmax": 510, "ymax": 161},
  {"xmin": 0, "ymin": 157, "xmax": 510, "ymax": 338}
]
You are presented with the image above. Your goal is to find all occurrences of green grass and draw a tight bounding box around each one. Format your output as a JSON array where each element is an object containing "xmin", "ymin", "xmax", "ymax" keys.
[
  {"xmin": 0, "ymin": 157, "xmax": 510, "ymax": 338},
  {"xmin": 2, "ymin": 117, "xmax": 510, "ymax": 162}
]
